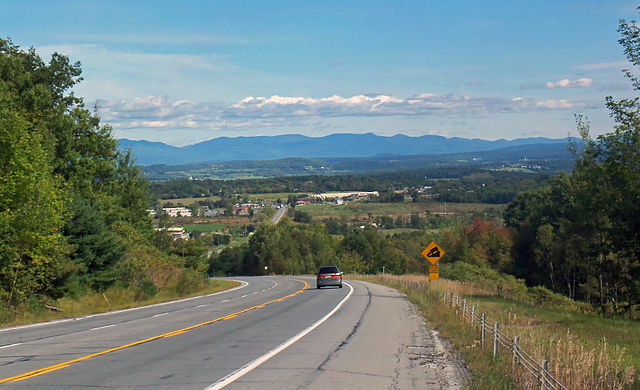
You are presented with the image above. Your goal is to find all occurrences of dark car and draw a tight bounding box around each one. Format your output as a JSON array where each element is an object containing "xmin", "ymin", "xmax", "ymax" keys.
[{"xmin": 316, "ymin": 266, "xmax": 342, "ymax": 289}]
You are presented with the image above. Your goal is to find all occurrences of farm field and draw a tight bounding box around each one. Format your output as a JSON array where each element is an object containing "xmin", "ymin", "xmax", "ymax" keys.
[
  {"xmin": 299, "ymin": 200, "xmax": 506, "ymax": 221},
  {"xmin": 157, "ymin": 196, "xmax": 222, "ymax": 207},
  {"xmin": 182, "ymin": 223, "xmax": 226, "ymax": 233},
  {"xmin": 241, "ymin": 192, "xmax": 306, "ymax": 202}
]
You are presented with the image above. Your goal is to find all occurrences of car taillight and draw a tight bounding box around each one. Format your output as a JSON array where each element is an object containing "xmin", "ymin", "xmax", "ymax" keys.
[{"xmin": 332, "ymin": 275, "xmax": 340, "ymax": 278}]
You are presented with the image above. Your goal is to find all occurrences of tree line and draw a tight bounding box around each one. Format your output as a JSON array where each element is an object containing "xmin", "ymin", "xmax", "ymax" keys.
[
  {"xmin": 0, "ymin": 39, "xmax": 205, "ymax": 315},
  {"xmin": 504, "ymin": 14, "xmax": 640, "ymax": 315},
  {"xmin": 150, "ymin": 167, "xmax": 552, "ymax": 205}
]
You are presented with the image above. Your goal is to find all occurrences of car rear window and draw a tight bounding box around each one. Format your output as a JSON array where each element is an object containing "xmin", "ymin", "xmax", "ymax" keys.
[{"xmin": 318, "ymin": 266, "xmax": 340, "ymax": 274}]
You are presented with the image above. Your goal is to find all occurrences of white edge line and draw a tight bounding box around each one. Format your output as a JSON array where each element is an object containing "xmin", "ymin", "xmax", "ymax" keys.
[
  {"xmin": 90, "ymin": 324, "xmax": 116, "ymax": 331},
  {"xmin": 0, "ymin": 342, "xmax": 23, "ymax": 350},
  {"xmin": 204, "ymin": 281, "xmax": 354, "ymax": 390},
  {"xmin": 0, "ymin": 280, "xmax": 249, "ymax": 333}
]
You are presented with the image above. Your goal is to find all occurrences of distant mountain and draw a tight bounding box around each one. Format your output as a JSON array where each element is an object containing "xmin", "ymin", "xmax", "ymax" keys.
[
  {"xmin": 139, "ymin": 142, "xmax": 575, "ymax": 181},
  {"xmin": 117, "ymin": 133, "xmax": 569, "ymax": 166}
]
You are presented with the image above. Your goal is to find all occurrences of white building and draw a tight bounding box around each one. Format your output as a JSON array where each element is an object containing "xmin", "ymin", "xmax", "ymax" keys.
[
  {"xmin": 162, "ymin": 207, "xmax": 192, "ymax": 217},
  {"xmin": 313, "ymin": 191, "xmax": 379, "ymax": 200},
  {"xmin": 154, "ymin": 227, "xmax": 190, "ymax": 240}
]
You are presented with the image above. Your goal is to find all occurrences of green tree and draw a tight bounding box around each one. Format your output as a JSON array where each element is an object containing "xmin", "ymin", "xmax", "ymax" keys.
[
  {"xmin": 0, "ymin": 40, "xmax": 68, "ymax": 304},
  {"xmin": 0, "ymin": 38, "xmax": 152, "ymax": 306}
]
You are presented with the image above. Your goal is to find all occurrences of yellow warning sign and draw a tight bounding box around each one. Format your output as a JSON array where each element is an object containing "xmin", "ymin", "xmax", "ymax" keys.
[
  {"xmin": 421, "ymin": 241, "xmax": 445, "ymax": 265},
  {"xmin": 429, "ymin": 272, "xmax": 439, "ymax": 280},
  {"xmin": 429, "ymin": 265, "xmax": 439, "ymax": 273}
]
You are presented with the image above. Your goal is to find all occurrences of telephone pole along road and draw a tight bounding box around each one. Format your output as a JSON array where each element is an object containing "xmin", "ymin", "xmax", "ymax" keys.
[{"xmin": 0, "ymin": 277, "xmax": 469, "ymax": 389}]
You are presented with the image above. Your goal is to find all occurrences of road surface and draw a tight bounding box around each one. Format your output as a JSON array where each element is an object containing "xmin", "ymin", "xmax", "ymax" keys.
[
  {"xmin": 271, "ymin": 206, "xmax": 287, "ymax": 224},
  {"xmin": 0, "ymin": 277, "xmax": 469, "ymax": 389}
]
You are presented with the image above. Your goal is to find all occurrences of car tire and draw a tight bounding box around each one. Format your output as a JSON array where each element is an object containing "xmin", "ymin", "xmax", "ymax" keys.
[
  {"xmin": 317, "ymin": 285, "xmax": 321, "ymax": 289},
  {"xmin": 339, "ymin": 283, "xmax": 343, "ymax": 288}
]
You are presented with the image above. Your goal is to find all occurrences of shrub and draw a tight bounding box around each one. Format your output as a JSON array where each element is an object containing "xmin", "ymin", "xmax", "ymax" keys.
[
  {"xmin": 529, "ymin": 285, "xmax": 592, "ymax": 313},
  {"xmin": 173, "ymin": 268, "xmax": 207, "ymax": 295},
  {"xmin": 440, "ymin": 261, "xmax": 529, "ymax": 301}
]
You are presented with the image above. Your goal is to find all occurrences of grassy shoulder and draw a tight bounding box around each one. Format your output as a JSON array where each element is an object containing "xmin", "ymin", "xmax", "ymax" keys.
[
  {"xmin": 355, "ymin": 273, "xmax": 639, "ymax": 390},
  {"xmin": 0, "ymin": 279, "xmax": 240, "ymax": 329}
]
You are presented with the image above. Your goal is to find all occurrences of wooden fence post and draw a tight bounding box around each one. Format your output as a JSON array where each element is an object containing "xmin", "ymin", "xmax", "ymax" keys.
[
  {"xmin": 480, "ymin": 313, "xmax": 486, "ymax": 349},
  {"xmin": 540, "ymin": 359, "xmax": 548, "ymax": 390},
  {"xmin": 512, "ymin": 336, "xmax": 520, "ymax": 374},
  {"xmin": 471, "ymin": 305, "xmax": 476, "ymax": 326},
  {"xmin": 493, "ymin": 321, "xmax": 499, "ymax": 357},
  {"xmin": 462, "ymin": 299, "xmax": 467, "ymax": 321}
]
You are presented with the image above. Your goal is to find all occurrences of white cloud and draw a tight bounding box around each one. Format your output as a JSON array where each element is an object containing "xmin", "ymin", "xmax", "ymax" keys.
[
  {"xmin": 545, "ymin": 77, "xmax": 593, "ymax": 88},
  {"xmin": 98, "ymin": 95, "xmax": 225, "ymax": 130},
  {"xmin": 226, "ymin": 93, "xmax": 588, "ymax": 118},
  {"xmin": 99, "ymin": 93, "xmax": 593, "ymax": 133},
  {"xmin": 534, "ymin": 99, "xmax": 580, "ymax": 109}
]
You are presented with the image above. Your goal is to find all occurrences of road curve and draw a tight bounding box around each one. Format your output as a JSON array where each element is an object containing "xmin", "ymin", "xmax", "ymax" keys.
[{"xmin": 0, "ymin": 277, "xmax": 469, "ymax": 389}]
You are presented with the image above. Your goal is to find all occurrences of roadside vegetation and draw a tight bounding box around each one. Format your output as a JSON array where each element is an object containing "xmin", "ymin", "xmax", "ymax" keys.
[
  {"xmin": 366, "ymin": 273, "xmax": 639, "ymax": 390},
  {"xmin": 0, "ymin": 39, "xmax": 235, "ymax": 326},
  {"xmin": 1, "ymin": 279, "xmax": 239, "ymax": 328}
]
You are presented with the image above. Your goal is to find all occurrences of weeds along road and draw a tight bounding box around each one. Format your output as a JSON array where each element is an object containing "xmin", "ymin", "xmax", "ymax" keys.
[{"xmin": 0, "ymin": 276, "xmax": 469, "ymax": 389}]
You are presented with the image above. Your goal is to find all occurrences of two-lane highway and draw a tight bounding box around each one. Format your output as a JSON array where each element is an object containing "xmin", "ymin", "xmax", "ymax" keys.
[{"xmin": 0, "ymin": 277, "xmax": 469, "ymax": 389}]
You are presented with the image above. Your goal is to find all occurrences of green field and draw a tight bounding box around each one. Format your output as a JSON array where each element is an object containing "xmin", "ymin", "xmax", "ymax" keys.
[
  {"xmin": 298, "ymin": 201, "xmax": 505, "ymax": 220},
  {"xmin": 378, "ymin": 227, "xmax": 422, "ymax": 235},
  {"xmin": 158, "ymin": 196, "xmax": 222, "ymax": 207},
  {"xmin": 182, "ymin": 223, "xmax": 226, "ymax": 233},
  {"xmin": 241, "ymin": 192, "xmax": 306, "ymax": 202}
]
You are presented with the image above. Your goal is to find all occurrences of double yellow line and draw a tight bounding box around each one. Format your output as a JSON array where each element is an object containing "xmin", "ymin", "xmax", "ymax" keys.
[{"xmin": 0, "ymin": 279, "xmax": 309, "ymax": 384}]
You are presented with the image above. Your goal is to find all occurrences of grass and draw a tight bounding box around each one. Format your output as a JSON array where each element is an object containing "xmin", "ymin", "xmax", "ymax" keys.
[
  {"xmin": 1, "ymin": 279, "xmax": 240, "ymax": 329},
  {"xmin": 241, "ymin": 192, "xmax": 306, "ymax": 202},
  {"xmin": 360, "ymin": 274, "xmax": 640, "ymax": 390},
  {"xmin": 183, "ymin": 223, "xmax": 226, "ymax": 233},
  {"xmin": 158, "ymin": 196, "xmax": 222, "ymax": 207},
  {"xmin": 301, "ymin": 202, "xmax": 425, "ymax": 219},
  {"xmin": 378, "ymin": 227, "xmax": 421, "ymax": 235},
  {"xmin": 300, "ymin": 201, "xmax": 506, "ymax": 221}
]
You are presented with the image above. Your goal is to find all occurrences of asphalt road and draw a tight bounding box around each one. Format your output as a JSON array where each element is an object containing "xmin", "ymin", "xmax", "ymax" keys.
[
  {"xmin": 0, "ymin": 277, "xmax": 469, "ymax": 389},
  {"xmin": 271, "ymin": 206, "xmax": 287, "ymax": 224}
]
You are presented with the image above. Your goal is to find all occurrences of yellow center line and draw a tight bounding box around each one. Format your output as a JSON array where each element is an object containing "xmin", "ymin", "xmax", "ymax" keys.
[{"xmin": 0, "ymin": 279, "xmax": 309, "ymax": 384}]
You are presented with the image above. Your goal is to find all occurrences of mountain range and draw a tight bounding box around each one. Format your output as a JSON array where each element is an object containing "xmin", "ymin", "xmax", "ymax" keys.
[{"xmin": 117, "ymin": 133, "xmax": 569, "ymax": 166}]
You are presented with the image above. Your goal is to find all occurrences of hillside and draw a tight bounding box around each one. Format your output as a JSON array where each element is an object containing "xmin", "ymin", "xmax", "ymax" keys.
[
  {"xmin": 118, "ymin": 133, "xmax": 568, "ymax": 166},
  {"xmin": 140, "ymin": 142, "xmax": 574, "ymax": 180}
]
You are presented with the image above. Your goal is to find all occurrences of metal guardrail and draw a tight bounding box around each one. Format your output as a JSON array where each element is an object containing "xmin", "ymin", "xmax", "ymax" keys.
[{"xmin": 387, "ymin": 277, "xmax": 568, "ymax": 390}]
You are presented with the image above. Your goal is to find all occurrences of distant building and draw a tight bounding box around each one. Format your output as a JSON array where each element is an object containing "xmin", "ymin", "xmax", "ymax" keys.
[
  {"xmin": 313, "ymin": 191, "xmax": 379, "ymax": 200},
  {"xmin": 154, "ymin": 227, "xmax": 190, "ymax": 240},
  {"xmin": 202, "ymin": 206, "xmax": 226, "ymax": 216},
  {"xmin": 233, "ymin": 203, "xmax": 262, "ymax": 215},
  {"xmin": 162, "ymin": 207, "xmax": 192, "ymax": 217},
  {"xmin": 296, "ymin": 197, "xmax": 314, "ymax": 206}
]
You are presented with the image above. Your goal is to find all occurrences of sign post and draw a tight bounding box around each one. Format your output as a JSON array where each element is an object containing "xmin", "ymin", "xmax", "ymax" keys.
[{"xmin": 422, "ymin": 241, "xmax": 445, "ymax": 281}]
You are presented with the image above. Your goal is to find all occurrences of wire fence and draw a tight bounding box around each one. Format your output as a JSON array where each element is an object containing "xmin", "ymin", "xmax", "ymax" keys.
[{"xmin": 386, "ymin": 276, "xmax": 568, "ymax": 390}]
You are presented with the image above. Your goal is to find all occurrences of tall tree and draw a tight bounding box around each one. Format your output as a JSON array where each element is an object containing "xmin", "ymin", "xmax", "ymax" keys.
[{"xmin": 0, "ymin": 38, "xmax": 151, "ymax": 305}]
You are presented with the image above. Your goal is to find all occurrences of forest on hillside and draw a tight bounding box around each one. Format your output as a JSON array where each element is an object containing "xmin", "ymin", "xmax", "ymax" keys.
[{"xmin": 0, "ymin": 39, "xmax": 208, "ymax": 318}]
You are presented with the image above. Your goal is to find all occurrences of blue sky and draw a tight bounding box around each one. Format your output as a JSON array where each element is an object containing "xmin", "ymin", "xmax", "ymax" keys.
[{"xmin": 2, "ymin": 1, "xmax": 637, "ymax": 145}]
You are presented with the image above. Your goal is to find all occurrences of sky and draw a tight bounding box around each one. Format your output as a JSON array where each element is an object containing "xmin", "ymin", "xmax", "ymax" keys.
[{"xmin": 1, "ymin": 1, "xmax": 638, "ymax": 146}]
